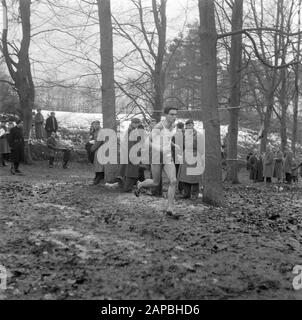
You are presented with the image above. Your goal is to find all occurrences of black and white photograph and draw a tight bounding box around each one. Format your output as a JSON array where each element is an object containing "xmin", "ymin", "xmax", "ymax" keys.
[{"xmin": 0, "ymin": 0, "xmax": 302, "ymax": 302}]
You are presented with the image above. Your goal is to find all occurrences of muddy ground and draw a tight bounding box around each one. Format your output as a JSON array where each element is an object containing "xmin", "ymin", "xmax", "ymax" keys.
[{"xmin": 0, "ymin": 161, "xmax": 302, "ymax": 300}]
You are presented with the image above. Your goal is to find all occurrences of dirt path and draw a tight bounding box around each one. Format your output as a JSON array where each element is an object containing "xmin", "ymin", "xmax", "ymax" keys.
[{"xmin": 1, "ymin": 162, "xmax": 302, "ymax": 300}]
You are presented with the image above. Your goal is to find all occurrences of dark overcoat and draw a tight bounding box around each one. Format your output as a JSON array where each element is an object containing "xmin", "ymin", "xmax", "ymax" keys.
[
  {"xmin": 8, "ymin": 126, "xmax": 24, "ymax": 163},
  {"xmin": 124, "ymin": 127, "xmax": 141, "ymax": 179},
  {"xmin": 248, "ymin": 155, "xmax": 258, "ymax": 180},
  {"xmin": 0, "ymin": 125, "xmax": 10, "ymax": 154},
  {"xmin": 34, "ymin": 113, "xmax": 45, "ymax": 139},
  {"xmin": 45, "ymin": 116, "xmax": 58, "ymax": 136}
]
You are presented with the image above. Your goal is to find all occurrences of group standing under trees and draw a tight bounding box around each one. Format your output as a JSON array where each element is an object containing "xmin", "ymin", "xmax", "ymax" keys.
[
  {"xmin": 1, "ymin": 0, "xmax": 302, "ymax": 207},
  {"xmin": 247, "ymin": 146, "xmax": 302, "ymax": 185}
]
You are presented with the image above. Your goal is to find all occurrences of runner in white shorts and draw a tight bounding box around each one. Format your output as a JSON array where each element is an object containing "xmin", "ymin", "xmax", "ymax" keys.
[{"xmin": 134, "ymin": 106, "xmax": 180, "ymax": 218}]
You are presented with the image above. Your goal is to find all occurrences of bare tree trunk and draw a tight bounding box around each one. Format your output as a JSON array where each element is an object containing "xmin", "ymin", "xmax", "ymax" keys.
[
  {"xmin": 97, "ymin": 0, "xmax": 117, "ymax": 182},
  {"xmin": 292, "ymin": 0, "xmax": 301, "ymax": 155},
  {"xmin": 21, "ymin": 99, "xmax": 34, "ymax": 163},
  {"xmin": 1, "ymin": 0, "xmax": 34, "ymax": 163},
  {"xmin": 226, "ymin": 0, "xmax": 243, "ymax": 184},
  {"xmin": 280, "ymin": 68, "xmax": 287, "ymax": 152},
  {"xmin": 199, "ymin": 0, "xmax": 225, "ymax": 207},
  {"xmin": 253, "ymin": 0, "xmax": 282, "ymax": 154},
  {"xmin": 292, "ymin": 75, "xmax": 300, "ymax": 155},
  {"xmin": 260, "ymin": 94, "xmax": 274, "ymax": 153},
  {"xmin": 152, "ymin": 0, "xmax": 167, "ymax": 122},
  {"xmin": 97, "ymin": 0, "xmax": 116, "ymax": 130}
]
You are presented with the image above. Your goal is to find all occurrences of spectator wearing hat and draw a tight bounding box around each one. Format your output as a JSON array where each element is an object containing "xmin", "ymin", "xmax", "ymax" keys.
[
  {"xmin": 119, "ymin": 118, "xmax": 145, "ymax": 192},
  {"xmin": 178, "ymin": 120, "xmax": 203, "ymax": 199},
  {"xmin": 247, "ymin": 150, "xmax": 258, "ymax": 182},
  {"xmin": 8, "ymin": 120, "xmax": 25, "ymax": 175},
  {"xmin": 263, "ymin": 145, "xmax": 274, "ymax": 184},
  {"xmin": 45, "ymin": 112, "xmax": 58, "ymax": 138},
  {"xmin": 90, "ymin": 120, "xmax": 105, "ymax": 185},
  {"xmin": 47, "ymin": 131, "xmax": 57, "ymax": 168},
  {"xmin": 273, "ymin": 148, "xmax": 284, "ymax": 183},
  {"xmin": 34, "ymin": 108, "xmax": 45, "ymax": 140}
]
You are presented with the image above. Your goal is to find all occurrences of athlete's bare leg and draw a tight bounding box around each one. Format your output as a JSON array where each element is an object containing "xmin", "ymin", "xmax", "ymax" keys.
[
  {"xmin": 137, "ymin": 164, "xmax": 161, "ymax": 190},
  {"xmin": 162, "ymin": 163, "xmax": 177, "ymax": 212}
]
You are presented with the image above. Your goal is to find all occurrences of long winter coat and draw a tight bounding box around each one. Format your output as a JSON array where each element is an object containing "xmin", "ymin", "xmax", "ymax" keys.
[
  {"xmin": 255, "ymin": 156, "xmax": 264, "ymax": 182},
  {"xmin": 34, "ymin": 113, "xmax": 45, "ymax": 139},
  {"xmin": 47, "ymin": 136, "xmax": 57, "ymax": 157},
  {"xmin": 178, "ymin": 129, "xmax": 204, "ymax": 185},
  {"xmin": 8, "ymin": 126, "xmax": 24, "ymax": 163},
  {"xmin": 125, "ymin": 126, "xmax": 143, "ymax": 178},
  {"xmin": 263, "ymin": 151, "xmax": 274, "ymax": 178},
  {"xmin": 284, "ymin": 152, "xmax": 293, "ymax": 174},
  {"xmin": 273, "ymin": 151, "xmax": 283, "ymax": 180},
  {"xmin": 0, "ymin": 125, "xmax": 10, "ymax": 154},
  {"xmin": 248, "ymin": 155, "xmax": 258, "ymax": 180},
  {"xmin": 45, "ymin": 116, "xmax": 58, "ymax": 137},
  {"xmin": 291, "ymin": 159, "xmax": 299, "ymax": 178},
  {"xmin": 92, "ymin": 128, "xmax": 105, "ymax": 173}
]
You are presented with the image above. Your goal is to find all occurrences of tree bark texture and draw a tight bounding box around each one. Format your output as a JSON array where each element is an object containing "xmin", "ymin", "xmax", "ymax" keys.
[
  {"xmin": 98, "ymin": 0, "xmax": 116, "ymax": 130},
  {"xmin": 1, "ymin": 0, "xmax": 34, "ymax": 163},
  {"xmin": 199, "ymin": 0, "xmax": 225, "ymax": 207},
  {"xmin": 226, "ymin": 0, "xmax": 243, "ymax": 184}
]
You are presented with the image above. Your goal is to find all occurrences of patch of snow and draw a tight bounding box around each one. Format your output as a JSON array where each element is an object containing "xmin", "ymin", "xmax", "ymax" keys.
[{"xmin": 39, "ymin": 110, "xmax": 301, "ymax": 154}]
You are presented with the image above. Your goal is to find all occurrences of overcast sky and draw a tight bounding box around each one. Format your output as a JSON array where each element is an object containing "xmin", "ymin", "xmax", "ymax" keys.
[
  {"xmin": 0, "ymin": 0, "xmax": 199, "ymax": 83},
  {"xmin": 1, "ymin": 0, "xmax": 301, "ymax": 85}
]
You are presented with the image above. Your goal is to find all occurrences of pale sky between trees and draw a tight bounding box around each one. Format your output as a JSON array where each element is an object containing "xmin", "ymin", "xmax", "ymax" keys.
[
  {"xmin": 0, "ymin": 1, "xmax": 301, "ymax": 86},
  {"xmin": 0, "ymin": 0, "xmax": 198, "ymax": 83}
]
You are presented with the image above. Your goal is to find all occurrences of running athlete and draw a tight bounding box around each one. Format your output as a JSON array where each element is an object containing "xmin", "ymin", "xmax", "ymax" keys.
[{"xmin": 134, "ymin": 107, "xmax": 180, "ymax": 218}]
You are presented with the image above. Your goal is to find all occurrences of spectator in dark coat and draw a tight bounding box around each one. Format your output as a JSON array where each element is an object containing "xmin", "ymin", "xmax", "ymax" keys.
[
  {"xmin": 248, "ymin": 151, "xmax": 258, "ymax": 181},
  {"xmin": 120, "ymin": 118, "xmax": 145, "ymax": 192},
  {"xmin": 45, "ymin": 112, "xmax": 58, "ymax": 138},
  {"xmin": 91, "ymin": 121, "xmax": 105, "ymax": 185},
  {"xmin": 8, "ymin": 120, "xmax": 24, "ymax": 175},
  {"xmin": 273, "ymin": 149, "xmax": 283, "ymax": 182},
  {"xmin": 291, "ymin": 157, "xmax": 299, "ymax": 183},
  {"xmin": 255, "ymin": 152, "xmax": 264, "ymax": 182},
  {"xmin": 284, "ymin": 150, "xmax": 293, "ymax": 184},
  {"xmin": 263, "ymin": 146, "xmax": 274, "ymax": 183},
  {"xmin": 34, "ymin": 109, "xmax": 45, "ymax": 139},
  {"xmin": 178, "ymin": 120, "xmax": 203, "ymax": 199},
  {"xmin": 246, "ymin": 151, "xmax": 253, "ymax": 171}
]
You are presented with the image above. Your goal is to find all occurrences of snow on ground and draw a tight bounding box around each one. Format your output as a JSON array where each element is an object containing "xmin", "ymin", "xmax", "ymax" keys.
[
  {"xmin": 41, "ymin": 110, "xmax": 301, "ymax": 155},
  {"xmin": 42, "ymin": 110, "xmax": 205, "ymax": 134}
]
